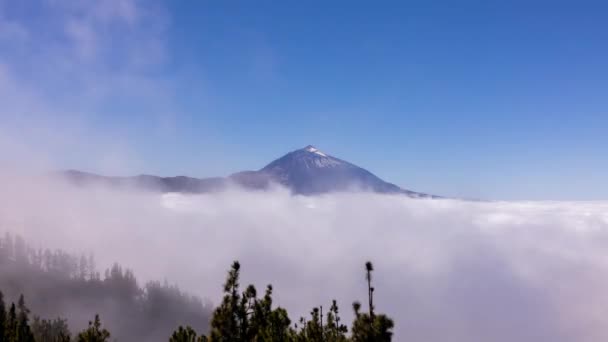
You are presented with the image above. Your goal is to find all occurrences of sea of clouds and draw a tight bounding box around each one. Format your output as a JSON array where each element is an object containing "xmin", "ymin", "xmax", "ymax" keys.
[
  {"xmin": 2, "ymin": 176, "xmax": 608, "ymax": 342},
  {"xmin": 3, "ymin": 1, "xmax": 607, "ymax": 340}
]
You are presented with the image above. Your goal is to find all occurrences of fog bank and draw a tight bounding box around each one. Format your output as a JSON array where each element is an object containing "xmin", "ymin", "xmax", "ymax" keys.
[{"xmin": 2, "ymin": 176, "xmax": 608, "ymax": 341}]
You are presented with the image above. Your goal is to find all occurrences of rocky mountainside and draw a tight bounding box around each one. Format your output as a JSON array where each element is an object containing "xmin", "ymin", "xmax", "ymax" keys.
[{"xmin": 58, "ymin": 145, "xmax": 435, "ymax": 197}]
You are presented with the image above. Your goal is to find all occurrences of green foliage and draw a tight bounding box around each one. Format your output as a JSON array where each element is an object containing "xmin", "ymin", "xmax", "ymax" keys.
[
  {"xmin": 296, "ymin": 307, "xmax": 323, "ymax": 341},
  {"xmin": 350, "ymin": 262, "xmax": 394, "ymax": 342},
  {"xmin": 350, "ymin": 311, "xmax": 394, "ymax": 342},
  {"xmin": 31, "ymin": 316, "xmax": 71, "ymax": 342},
  {"xmin": 202, "ymin": 260, "xmax": 393, "ymax": 341},
  {"xmin": 6, "ymin": 303, "xmax": 17, "ymax": 341},
  {"xmin": 324, "ymin": 300, "xmax": 348, "ymax": 342},
  {"xmin": 0, "ymin": 233, "xmax": 211, "ymax": 341},
  {"xmin": 1, "ymin": 292, "xmax": 71, "ymax": 342},
  {"xmin": 208, "ymin": 261, "xmax": 242, "ymax": 341},
  {"xmin": 365, "ymin": 261, "xmax": 374, "ymax": 319},
  {"xmin": 3, "ymin": 253, "xmax": 395, "ymax": 341},
  {"xmin": 293, "ymin": 302, "xmax": 348, "ymax": 342},
  {"xmin": 205, "ymin": 261, "xmax": 295, "ymax": 342},
  {"xmin": 170, "ymin": 325, "xmax": 208, "ymax": 342},
  {"xmin": 76, "ymin": 314, "xmax": 111, "ymax": 342},
  {"xmin": 16, "ymin": 295, "xmax": 35, "ymax": 342},
  {"xmin": 0, "ymin": 291, "xmax": 6, "ymax": 340},
  {"xmin": 1, "ymin": 293, "xmax": 35, "ymax": 342}
]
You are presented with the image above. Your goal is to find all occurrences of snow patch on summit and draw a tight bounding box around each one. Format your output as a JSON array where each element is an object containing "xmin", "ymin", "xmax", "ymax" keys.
[{"xmin": 305, "ymin": 145, "xmax": 328, "ymax": 157}]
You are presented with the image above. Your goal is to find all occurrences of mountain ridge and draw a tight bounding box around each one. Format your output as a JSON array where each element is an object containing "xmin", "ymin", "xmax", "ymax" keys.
[{"xmin": 57, "ymin": 146, "xmax": 437, "ymax": 198}]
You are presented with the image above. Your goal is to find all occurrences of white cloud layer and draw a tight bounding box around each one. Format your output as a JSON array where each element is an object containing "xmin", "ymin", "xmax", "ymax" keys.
[
  {"xmin": 2, "ymin": 176, "xmax": 608, "ymax": 341},
  {"xmin": 1, "ymin": 3, "xmax": 607, "ymax": 341}
]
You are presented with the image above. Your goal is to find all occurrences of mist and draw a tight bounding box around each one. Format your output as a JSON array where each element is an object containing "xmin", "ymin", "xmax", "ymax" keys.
[
  {"xmin": 2, "ymin": 1, "xmax": 607, "ymax": 341},
  {"xmin": 1, "ymin": 174, "xmax": 608, "ymax": 342}
]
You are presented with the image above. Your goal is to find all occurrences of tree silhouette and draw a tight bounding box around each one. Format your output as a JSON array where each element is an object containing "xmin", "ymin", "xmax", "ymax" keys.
[
  {"xmin": 0, "ymin": 233, "xmax": 211, "ymax": 341},
  {"xmin": 324, "ymin": 300, "xmax": 348, "ymax": 341},
  {"xmin": 2, "ymin": 244, "xmax": 396, "ymax": 341},
  {"xmin": 76, "ymin": 314, "xmax": 111, "ymax": 342},
  {"xmin": 31, "ymin": 316, "xmax": 71, "ymax": 342},
  {"xmin": 16, "ymin": 294, "xmax": 35, "ymax": 342},
  {"xmin": 203, "ymin": 261, "xmax": 300, "ymax": 341},
  {"xmin": 7, "ymin": 303, "xmax": 17, "ymax": 342},
  {"xmin": 365, "ymin": 261, "xmax": 374, "ymax": 319},
  {"xmin": 0, "ymin": 291, "xmax": 6, "ymax": 340},
  {"xmin": 169, "ymin": 325, "xmax": 208, "ymax": 342},
  {"xmin": 350, "ymin": 262, "xmax": 394, "ymax": 342},
  {"xmin": 208, "ymin": 260, "xmax": 242, "ymax": 341}
]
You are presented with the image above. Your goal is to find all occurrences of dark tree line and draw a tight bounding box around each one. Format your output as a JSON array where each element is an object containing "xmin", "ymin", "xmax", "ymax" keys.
[
  {"xmin": 0, "ymin": 233, "xmax": 212, "ymax": 341},
  {"xmin": 170, "ymin": 261, "xmax": 394, "ymax": 341},
  {"xmin": 2, "ymin": 233, "xmax": 394, "ymax": 341},
  {"xmin": 1, "ymin": 291, "xmax": 113, "ymax": 342},
  {"xmin": 0, "ymin": 292, "xmax": 35, "ymax": 342}
]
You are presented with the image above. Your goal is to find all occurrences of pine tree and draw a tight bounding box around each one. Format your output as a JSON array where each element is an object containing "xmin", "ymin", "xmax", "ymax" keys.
[
  {"xmin": 31, "ymin": 316, "xmax": 71, "ymax": 342},
  {"xmin": 266, "ymin": 306, "xmax": 292, "ymax": 342},
  {"xmin": 76, "ymin": 314, "xmax": 110, "ymax": 342},
  {"xmin": 251, "ymin": 285, "xmax": 293, "ymax": 341},
  {"xmin": 0, "ymin": 236, "xmax": 8, "ymax": 263},
  {"xmin": 297, "ymin": 307, "xmax": 323, "ymax": 341},
  {"xmin": 79, "ymin": 255, "xmax": 89, "ymax": 280},
  {"xmin": 324, "ymin": 300, "xmax": 347, "ymax": 342},
  {"xmin": 4, "ymin": 232, "xmax": 14, "ymax": 262},
  {"xmin": 87, "ymin": 254, "xmax": 97, "ymax": 280},
  {"xmin": 2, "ymin": 255, "xmax": 398, "ymax": 341},
  {"xmin": 207, "ymin": 261, "xmax": 297, "ymax": 341},
  {"xmin": 14, "ymin": 236, "xmax": 28, "ymax": 265},
  {"xmin": 170, "ymin": 325, "xmax": 199, "ymax": 342},
  {"xmin": 0, "ymin": 291, "xmax": 6, "ymax": 341},
  {"xmin": 208, "ymin": 260, "xmax": 246, "ymax": 341},
  {"xmin": 365, "ymin": 261, "xmax": 374, "ymax": 320},
  {"xmin": 7, "ymin": 303, "xmax": 17, "ymax": 342},
  {"xmin": 16, "ymin": 294, "xmax": 35, "ymax": 342},
  {"xmin": 351, "ymin": 262, "xmax": 394, "ymax": 342}
]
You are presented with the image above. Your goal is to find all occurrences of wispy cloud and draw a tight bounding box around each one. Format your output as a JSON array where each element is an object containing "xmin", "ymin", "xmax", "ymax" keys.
[{"xmin": 0, "ymin": 0, "xmax": 174, "ymax": 174}]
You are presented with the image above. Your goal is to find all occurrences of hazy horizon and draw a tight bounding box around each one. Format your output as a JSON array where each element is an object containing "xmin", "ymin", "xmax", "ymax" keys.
[{"xmin": 2, "ymin": 0, "xmax": 608, "ymax": 200}]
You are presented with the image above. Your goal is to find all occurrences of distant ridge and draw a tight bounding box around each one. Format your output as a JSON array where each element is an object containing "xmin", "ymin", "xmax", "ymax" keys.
[{"xmin": 58, "ymin": 145, "xmax": 437, "ymax": 198}]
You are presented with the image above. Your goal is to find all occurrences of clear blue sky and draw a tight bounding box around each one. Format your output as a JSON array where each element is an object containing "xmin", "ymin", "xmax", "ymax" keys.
[{"xmin": 1, "ymin": 1, "xmax": 607, "ymax": 200}]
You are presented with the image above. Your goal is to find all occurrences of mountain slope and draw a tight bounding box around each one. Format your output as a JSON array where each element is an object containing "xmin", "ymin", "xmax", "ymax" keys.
[
  {"xmin": 58, "ymin": 145, "xmax": 435, "ymax": 197},
  {"xmin": 231, "ymin": 145, "xmax": 428, "ymax": 196}
]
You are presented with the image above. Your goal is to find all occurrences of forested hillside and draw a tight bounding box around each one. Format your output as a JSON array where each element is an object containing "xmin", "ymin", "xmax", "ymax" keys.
[
  {"xmin": 1, "ymin": 233, "xmax": 394, "ymax": 341},
  {"xmin": 0, "ymin": 233, "xmax": 212, "ymax": 341}
]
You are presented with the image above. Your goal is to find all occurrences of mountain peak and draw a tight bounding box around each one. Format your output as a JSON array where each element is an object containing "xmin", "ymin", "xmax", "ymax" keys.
[
  {"xmin": 59, "ymin": 146, "xmax": 436, "ymax": 198},
  {"xmin": 302, "ymin": 145, "xmax": 328, "ymax": 157},
  {"xmin": 248, "ymin": 144, "xmax": 429, "ymax": 195}
]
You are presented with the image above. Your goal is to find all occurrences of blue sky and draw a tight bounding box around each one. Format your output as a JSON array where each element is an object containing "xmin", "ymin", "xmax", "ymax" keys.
[{"xmin": 0, "ymin": 0, "xmax": 607, "ymax": 200}]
